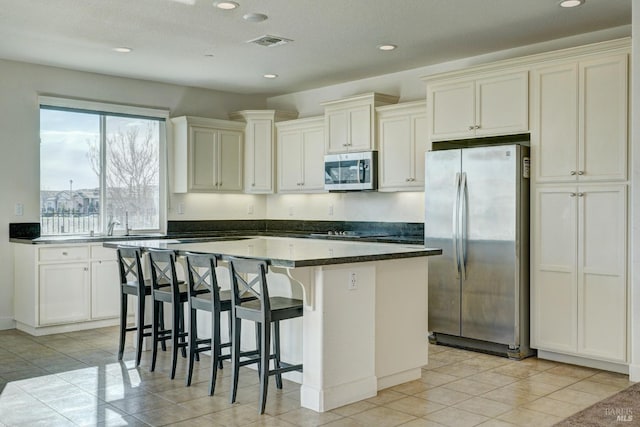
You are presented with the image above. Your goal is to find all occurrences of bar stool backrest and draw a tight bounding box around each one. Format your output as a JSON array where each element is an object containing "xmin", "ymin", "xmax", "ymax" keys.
[
  {"xmin": 185, "ymin": 252, "xmax": 221, "ymax": 305},
  {"xmin": 228, "ymin": 257, "xmax": 271, "ymax": 315},
  {"xmin": 117, "ymin": 246, "xmax": 145, "ymax": 292},
  {"xmin": 148, "ymin": 249, "xmax": 180, "ymax": 298}
]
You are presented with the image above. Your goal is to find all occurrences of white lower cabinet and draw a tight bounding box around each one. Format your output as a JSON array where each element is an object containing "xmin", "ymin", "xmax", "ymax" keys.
[
  {"xmin": 532, "ymin": 184, "xmax": 627, "ymax": 363},
  {"xmin": 39, "ymin": 262, "xmax": 90, "ymax": 325},
  {"xmin": 14, "ymin": 243, "xmax": 120, "ymax": 334}
]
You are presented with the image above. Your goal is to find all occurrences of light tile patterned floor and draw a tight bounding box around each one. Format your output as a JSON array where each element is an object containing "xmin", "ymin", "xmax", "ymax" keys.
[{"xmin": 0, "ymin": 326, "xmax": 632, "ymax": 426}]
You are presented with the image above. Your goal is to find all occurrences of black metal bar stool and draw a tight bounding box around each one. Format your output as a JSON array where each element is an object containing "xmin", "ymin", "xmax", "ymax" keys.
[
  {"xmin": 228, "ymin": 256, "xmax": 303, "ymax": 414},
  {"xmin": 148, "ymin": 248, "xmax": 190, "ymax": 379},
  {"xmin": 116, "ymin": 246, "xmax": 166, "ymax": 366}
]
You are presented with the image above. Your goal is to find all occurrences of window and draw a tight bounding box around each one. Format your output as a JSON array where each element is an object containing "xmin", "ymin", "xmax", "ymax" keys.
[{"xmin": 39, "ymin": 97, "xmax": 167, "ymax": 236}]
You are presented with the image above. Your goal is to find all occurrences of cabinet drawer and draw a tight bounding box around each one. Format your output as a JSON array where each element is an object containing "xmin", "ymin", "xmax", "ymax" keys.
[
  {"xmin": 39, "ymin": 246, "xmax": 89, "ymax": 262},
  {"xmin": 90, "ymin": 245, "xmax": 118, "ymax": 260}
]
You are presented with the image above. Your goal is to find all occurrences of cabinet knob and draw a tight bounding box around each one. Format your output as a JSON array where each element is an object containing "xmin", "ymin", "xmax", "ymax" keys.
[
  {"xmin": 577, "ymin": 171, "xmax": 584, "ymax": 175},
  {"xmin": 577, "ymin": 192, "xmax": 584, "ymax": 197},
  {"xmin": 475, "ymin": 125, "xmax": 480, "ymax": 129},
  {"xmin": 62, "ymin": 252, "xmax": 68, "ymax": 256},
  {"xmin": 342, "ymin": 143, "xmax": 348, "ymax": 147},
  {"xmin": 468, "ymin": 125, "xmax": 474, "ymax": 131},
  {"xmin": 251, "ymin": 183, "xmax": 255, "ymax": 187},
  {"xmin": 570, "ymin": 171, "xmax": 577, "ymax": 176},
  {"xmin": 570, "ymin": 193, "xmax": 577, "ymax": 197}
]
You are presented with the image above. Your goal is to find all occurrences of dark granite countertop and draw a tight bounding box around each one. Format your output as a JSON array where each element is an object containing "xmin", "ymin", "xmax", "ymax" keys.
[{"xmin": 103, "ymin": 236, "xmax": 441, "ymax": 268}]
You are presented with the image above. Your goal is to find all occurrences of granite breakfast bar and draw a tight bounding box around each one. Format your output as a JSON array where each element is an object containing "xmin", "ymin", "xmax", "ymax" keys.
[{"xmin": 109, "ymin": 236, "xmax": 441, "ymax": 412}]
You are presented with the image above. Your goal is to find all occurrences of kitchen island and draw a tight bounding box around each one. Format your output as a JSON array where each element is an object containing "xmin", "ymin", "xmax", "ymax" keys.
[{"xmin": 108, "ymin": 236, "xmax": 441, "ymax": 412}]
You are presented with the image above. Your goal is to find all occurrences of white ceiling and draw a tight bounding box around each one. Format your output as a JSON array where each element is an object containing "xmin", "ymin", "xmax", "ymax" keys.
[{"xmin": 0, "ymin": 0, "xmax": 631, "ymax": 96}]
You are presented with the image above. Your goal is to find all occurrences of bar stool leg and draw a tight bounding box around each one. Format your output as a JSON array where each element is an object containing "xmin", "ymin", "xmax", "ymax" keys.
[
  {"xmin": 258, "ymin": 320, "xmax": 271, "ymax": 415},
  {"xmin": 186, "ymin": 304, "xmax": 197, "ymax": 387},
  {"xmin": 209, "ymin": 310, "xmax": 221, "ymax": 395},
  {"xmin": 170, "ymin": 301, "xmax": 180, "ymax": 380},
  {"xmin": 230, "ymin": 317, "xmax": 242, "ymax": 403},
  {"xmin": 135, "ymin": 292, "xmax": 145, "ymax": 367},
  {"xmin": 118, "ymin": 292, "xmax": 128, "ymax": 361},
  {"xmin": 151, "ymin": 300, "xmax": 160, "ymax": 372},
  {"xmin": 273, "ymin": 321, "xmax": 283, "ymax": 389}
]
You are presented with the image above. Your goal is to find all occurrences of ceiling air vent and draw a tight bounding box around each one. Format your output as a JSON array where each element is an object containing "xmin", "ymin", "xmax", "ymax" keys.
[{"xmin": 247, "ymin": 35, "xmax": 293, "ymax": 47}]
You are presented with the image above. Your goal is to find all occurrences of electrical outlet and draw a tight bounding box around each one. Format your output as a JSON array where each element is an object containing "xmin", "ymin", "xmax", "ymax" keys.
[
  {"xmin": 247, "ymin": 204, "xmax": 254, "ymax": 215},
  {"xmin": 14, "ymin": 203, "xmax": 23, "ymax": 216},
  {"xmin": 177, "ymin": 203, "xmax": 185, "ymax": 214},
  {"xmin": 328, "ymin": 204, "xmax": 334, "ymax": 216},
  {"xmin": 348, "ymin": 272, "xmax": 357, "ymax": 290},
  {"xmin": 288, "ymin": 206, "xmax": 294, "ymax": 216}
]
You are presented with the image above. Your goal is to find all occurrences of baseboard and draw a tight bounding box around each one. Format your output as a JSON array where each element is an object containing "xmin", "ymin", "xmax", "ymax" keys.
[
  {"xmin": 15, "ymin": 318, "xmax": 119, "ymax": 336},
  {"xmin": 301, "ymin": 375, "xmax": 377, "ymax": 412},
  {"xmin": 377, "ymin": 368, "xmax": 421, "ymax": 390},
  {"xmin": 0, "ymin": 317, "xmax": 16, "ymax": 331},
  {"xmin": 628, "ymin": 363, "xmax": 640, "ymax": 382},
  {"xmin": 537, "ymin": 350, "xmax": 629, "ymax": 375}
]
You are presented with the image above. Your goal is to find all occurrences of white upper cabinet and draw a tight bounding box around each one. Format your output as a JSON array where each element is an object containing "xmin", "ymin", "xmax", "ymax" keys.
[
  {"xmin": 377, "ymin": 101, "xmax": 429, "ymax": 191},
  {"xmin": 230, "ymin": 110, "xmax": 298, "ymax": 194},
  {"xmin": 531, "ymin": 53, "xmax": 628, "ymax": 183},
  {"xmin": 322, "ymin": 93, "xmax": 399, "ymax": 154},
  {"xmin": 171, "ymin": 116, "xmax": 245, "ymax": 193},
  {"xmin": 276, "ymin": 117, "xmax": 326, "ymax": 193},
  {"xmin": 426, "ymin": 70, "xmax": 528, "ymax": 141}
]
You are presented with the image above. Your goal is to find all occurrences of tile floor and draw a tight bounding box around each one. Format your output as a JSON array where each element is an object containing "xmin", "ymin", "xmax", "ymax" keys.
[{"xmin": 0, "ymin": 326, "xmax": 633, "ymax": 426}]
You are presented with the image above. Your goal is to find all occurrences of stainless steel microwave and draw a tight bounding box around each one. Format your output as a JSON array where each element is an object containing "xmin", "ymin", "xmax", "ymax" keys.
[{"xmin": 324, "ymin": 151, "xmax": 378, "ymax": 191}]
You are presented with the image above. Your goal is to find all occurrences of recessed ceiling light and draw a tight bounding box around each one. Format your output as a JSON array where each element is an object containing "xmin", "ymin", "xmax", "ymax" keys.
[
  {"xmin": 213, "ymin": 1, "xmax": 239, "ymax": 10},
  {"xmin": 377, "ymin": 44, "xmax": 397, "ymax": 51},
  {"xmin": 113, "ymin": 47, "xmax": 132, "ymax": 53},
  {"xmin": 263, "ymin": 74, "xmax": 278, "ymax": 79},
  {"xmin": 243, "ymin": 12, "xmax": 268, "ymax": 22},
  {"xmin": 559, "ymin": 0, "xmax": 584, "ymax": 7}
]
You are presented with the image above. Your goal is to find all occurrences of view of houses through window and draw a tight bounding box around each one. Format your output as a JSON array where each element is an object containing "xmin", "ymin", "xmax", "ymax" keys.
[{"xmin": 40, "ymin": 105, "xmax": 163, "ymax": 235}]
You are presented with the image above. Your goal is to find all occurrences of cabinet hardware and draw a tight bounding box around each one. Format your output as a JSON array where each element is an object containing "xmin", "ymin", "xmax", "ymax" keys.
[
  {"xmin": 570, "ymin": 193, "xmax": 577, "ymax": 197},
  {"xmin": 577, "ymin": 171, "xmax": 584, "ymax": 175},
  {"xmin": 475, "ymin": 125, "xmax": 481, "ymax": 129},
  {"xmin": 577, "ymin": 192, "xmax": 584, "ymax": 197},
  {"xmin": 62, "ymin": 252, "xmax": 68, "ymax": 256},
  {"xmin": 468, "ymin": 125, "xmax": 474, "ymax": 131},
  {"xmin": 570, "ymin": 171, "xmax": 577, "ymax": 175}
]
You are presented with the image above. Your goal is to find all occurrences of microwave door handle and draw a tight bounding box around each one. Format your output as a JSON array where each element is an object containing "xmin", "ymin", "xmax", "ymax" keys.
[{"xmin": 357, "ymin": 159, "xmax": 363, "ymax": 183}]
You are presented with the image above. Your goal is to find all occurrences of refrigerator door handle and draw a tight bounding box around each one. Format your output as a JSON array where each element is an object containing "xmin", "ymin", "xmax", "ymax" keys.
[
  {"xmin": 453, "ymin": 172, "xmax": 462, "ymax": 277},
  {"xmin": 460, "ymin": 172, "xmax": 468, "ymax": 280}
]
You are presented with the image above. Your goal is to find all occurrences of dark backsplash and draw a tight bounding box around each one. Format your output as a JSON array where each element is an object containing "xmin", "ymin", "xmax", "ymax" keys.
[
  {"xmin": 9, "ymin": 223, "xmax": 40, "ymax": 239},
  {"xmin": 168, "ymin": 219, "xmax": 423, "ymax": 238}
]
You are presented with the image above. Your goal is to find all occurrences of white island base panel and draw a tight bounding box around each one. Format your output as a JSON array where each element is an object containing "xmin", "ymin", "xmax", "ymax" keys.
[{"xmin": 278, "ymin": 256, "xmax": 428, "ymax": 412}]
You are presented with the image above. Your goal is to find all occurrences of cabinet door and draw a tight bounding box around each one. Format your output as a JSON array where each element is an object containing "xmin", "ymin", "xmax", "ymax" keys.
[
  {"xmin": 531, "ymin": 186, "xmax": 578, "ymax": 353},
  {"xmin": 278, "ymin": 130, "xmax": 303, "ymax": 192},
  {"xmin": 379, "ymin": 115, "xmax": 412, "ymax": 189},
  {"xmin": 189, "ymin": 126, "xmax": 217, "ymax": 191},
  {"xmin": 412, "ymin": 114, "xmax": 429, "ymax": 188},
  {"xmin": 348, "ymin": 105, "xmax": 373, "ymax": 151},
  {"xmin": 531, "ymin": 63, "xmax": 579, "ymax": 182},
  {"xmin": 580, "ymin": 55, "xmax": 628, "ymax": 182},
  {"xmin": 39, "ymin": 263, "xmax": 90, "ymax": 325},
  {"xmin": 301, "ymin": 127, "xmax": 326, "ymax": 191},
  {"xmin": 246, "ymin": 119, "xmax": 274, "ymax": 193},
  {"xmin": 91, "ymin": 260, "xmax": 120, "ymax": 319},
  {"xmin": 577, "ymin": 184, "xmax": 627, "ymax": 361},
  {"xmin": 326, "ymin": 109, "xmax": 348, "ymax": 153},
  {"xmin": 428, "ymin": 81, "xmax": 475, "ymax": 141},
  {"xmin": 217, "ymin": 130, "xmax": 243, "ymax": 191},
  {"xmin": 475, "ymin": 71, "xmax": 529, "ymax": 137}
]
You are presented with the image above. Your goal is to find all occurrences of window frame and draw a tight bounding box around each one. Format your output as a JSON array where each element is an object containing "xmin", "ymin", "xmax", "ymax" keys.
[{"xmin": 38, "ymin": 96, "xmax": 169, "ymax": 236}]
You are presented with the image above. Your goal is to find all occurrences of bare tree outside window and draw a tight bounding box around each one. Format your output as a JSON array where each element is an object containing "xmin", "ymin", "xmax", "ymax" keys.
[{"xmin": 40, "ymin": 106, "xmax": 162, "ymax": 235}]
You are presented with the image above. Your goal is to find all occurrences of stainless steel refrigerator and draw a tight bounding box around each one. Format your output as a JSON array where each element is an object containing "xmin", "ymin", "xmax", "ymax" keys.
[{"xmin": 424, "ymin": 143, "xmax": 534, "ymax": 359}]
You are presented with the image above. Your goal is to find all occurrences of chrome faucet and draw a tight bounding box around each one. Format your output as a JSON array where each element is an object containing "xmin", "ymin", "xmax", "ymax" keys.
[{"xmin": 107, "ymin": 218, "xmax": 120, "ymax": 236}]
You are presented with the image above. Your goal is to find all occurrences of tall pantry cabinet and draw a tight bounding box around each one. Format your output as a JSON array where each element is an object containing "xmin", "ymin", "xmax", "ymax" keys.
[{"xmin": 530, "ymin": 48, "xmax": 629, "ymax": 369}]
